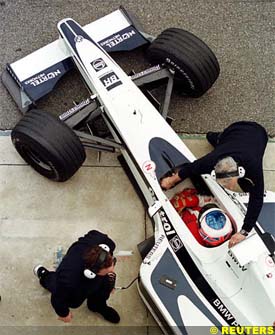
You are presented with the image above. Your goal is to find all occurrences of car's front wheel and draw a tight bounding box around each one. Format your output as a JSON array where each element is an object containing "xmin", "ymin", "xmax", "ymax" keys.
[
  {"xmin": 146, "ymin": 28, "xmax": 220, "ymax": 97},
  {"xmin": 11, "ymin": 109, "xmax": 86, "ymax": 181}
]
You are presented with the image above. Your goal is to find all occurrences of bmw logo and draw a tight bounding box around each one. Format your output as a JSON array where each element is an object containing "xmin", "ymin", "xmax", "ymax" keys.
[
  {"xmin": 91, "ymin": 58, "xmax": 107, "ymax": 71},
  {"xmin": 75, "ymin": 35, "xmax": 84, "ymax": 43}
]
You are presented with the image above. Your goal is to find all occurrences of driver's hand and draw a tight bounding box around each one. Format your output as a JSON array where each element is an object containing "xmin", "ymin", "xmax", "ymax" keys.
[
  {"xmin": 228, "ymin": 232, "xmax": 246, "ymax": 248},
  {"xmin": 161, "ymin": 173, "xmax": 181, "ymax": 190}
]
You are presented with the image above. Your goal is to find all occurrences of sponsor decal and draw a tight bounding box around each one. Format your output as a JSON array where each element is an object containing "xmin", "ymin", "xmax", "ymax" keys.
[
  {"xmin": 213, "ymin": 299, "xmax": 239, "ymax": 326},
  {"xmin": 232, "ymin": 192, "xmax": 249, "ymax": 197},
  {"xmin": 74, "ymin": 35, "xmax": 84, "ymax": 43},
  {"xmin": 100, "ymin": 30, "xmax": 136, "ymax": 49},
  {"xmin": 227, "ymin": 250, "xmax": 247, "ymax": 272},
  {"xmin": 159, "ymin": 209, "xmax": 177, "ymax": 237},
  {"xmin": 24, "ymin": 69, "xmax": 62, "ymax": 87},
  {"xmin": 59, "ymin": 98, "xmax": 91, "ymax": 121},
  {"xmin": 91, "ymin": 58, "xmax": 107, "ymax": 72},
  {"xmin": 142, "ymin": 160, "xmax": 156, "ymax": 178},
  {"xmin": 169, "ymin": 235, "xmax": 183, "ymax": 252},
  {"xmin": 144, "ymin": 234, "xmax": 165, "ymax": 261},
  {"xmin": 232, "ymin": 190, "xmax": 266, "ymax": 198},
  {"xmin": 131, "ymin": 65, "xmax": 161, "ymax": 80},
  {"xmin": 99, "ymin": 71, "xmax": 122, "ymax": 91}
]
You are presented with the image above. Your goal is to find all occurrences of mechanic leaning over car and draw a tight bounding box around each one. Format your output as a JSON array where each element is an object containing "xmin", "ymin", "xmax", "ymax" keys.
[
  {"xmin": 33, "ymin": 230, "xmax": 120, "ymax": 323},
  {"xmin": 161, "ymin": 121, "xmax": 268, "ymax": 248}
]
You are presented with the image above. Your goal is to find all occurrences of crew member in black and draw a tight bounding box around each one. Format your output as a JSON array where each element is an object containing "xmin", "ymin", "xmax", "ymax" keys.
[
  {"xmin": 161, "ymin": 121, "xmax": 268, "ymax": 248},
  {"xmin": 33, "ymin": 230, "xmax": 120, "ymax": 323}
]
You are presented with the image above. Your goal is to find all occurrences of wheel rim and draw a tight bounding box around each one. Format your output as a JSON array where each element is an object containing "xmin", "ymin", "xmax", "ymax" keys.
[{"xmin": 21, "ymin": 145, "xmax": 54, "ymax": 172}]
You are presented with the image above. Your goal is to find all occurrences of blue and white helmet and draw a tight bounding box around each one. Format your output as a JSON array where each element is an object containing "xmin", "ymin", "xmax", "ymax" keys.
[{"xmin": 199, "ymin": 205, "xmax": 232, "ymax": 246}]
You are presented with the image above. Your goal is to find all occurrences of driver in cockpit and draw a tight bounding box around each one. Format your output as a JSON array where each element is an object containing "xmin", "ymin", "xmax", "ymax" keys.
[{"xmin": 170, "ymin": 189, "xmax": 233, "ymax": 247}]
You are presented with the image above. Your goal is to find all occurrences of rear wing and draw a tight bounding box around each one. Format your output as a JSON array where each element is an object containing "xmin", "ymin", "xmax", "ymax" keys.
[{"xmin": 2, "ymin": 7, "xmax": 152, "ymax": 113}]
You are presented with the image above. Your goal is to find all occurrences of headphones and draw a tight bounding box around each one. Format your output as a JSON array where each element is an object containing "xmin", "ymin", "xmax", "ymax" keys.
[
  {"xmin": 83, "ymin": 244, "xmax": 110, "ymax": 279},
  {"xmin": 211, "ymin": 165, "xmax": 245, "ymax": 180}
]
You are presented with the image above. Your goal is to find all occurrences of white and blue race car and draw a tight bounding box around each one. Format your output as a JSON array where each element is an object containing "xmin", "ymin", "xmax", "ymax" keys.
[{"xmin": 3, "ymin": 7, "xmax": 275, "ymax": 334}]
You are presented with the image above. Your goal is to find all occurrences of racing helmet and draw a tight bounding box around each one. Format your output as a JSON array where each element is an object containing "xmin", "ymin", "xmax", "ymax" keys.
[{"xmin": 198, "ymin": 205, "xmax": 232, "ymax": 246}]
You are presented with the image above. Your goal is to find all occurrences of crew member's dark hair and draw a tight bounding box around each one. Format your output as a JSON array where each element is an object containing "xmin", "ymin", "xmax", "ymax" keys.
[{"xmin": 83, "ymin": 245, "xmax": 113, "ymax": 270}]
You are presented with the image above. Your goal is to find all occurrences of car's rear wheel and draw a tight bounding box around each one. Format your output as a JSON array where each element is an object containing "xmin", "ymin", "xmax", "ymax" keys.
[
  {"xmin": 146, "ymin": 28, "xmax": 220, "ymax": 97},
  {"xmin": 11, "ymin": 109, "xmax": 86, "ymax": 181}
]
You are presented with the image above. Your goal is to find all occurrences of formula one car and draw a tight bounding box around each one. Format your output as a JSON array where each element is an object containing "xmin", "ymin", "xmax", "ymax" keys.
[{"xmin": 3, "ymin": 7, "xmax": 275, "ymax": 334}]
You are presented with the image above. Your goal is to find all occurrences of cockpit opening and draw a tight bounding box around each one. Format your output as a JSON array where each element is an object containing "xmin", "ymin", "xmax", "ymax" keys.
[{"xmin": 167, "ymin": 176, "xmax": 234, "ymax": 247}]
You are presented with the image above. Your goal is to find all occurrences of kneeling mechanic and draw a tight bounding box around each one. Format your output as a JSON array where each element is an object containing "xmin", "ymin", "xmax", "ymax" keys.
[{"xmin": 34, "ymin": 230, "xmax": 120, "ymax": 323}]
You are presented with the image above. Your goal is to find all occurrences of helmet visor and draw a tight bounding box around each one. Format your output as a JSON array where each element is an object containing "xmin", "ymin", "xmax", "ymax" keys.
[{"xmin": 205, "ymin": 210, "xmax": 226, "ymax": 230}]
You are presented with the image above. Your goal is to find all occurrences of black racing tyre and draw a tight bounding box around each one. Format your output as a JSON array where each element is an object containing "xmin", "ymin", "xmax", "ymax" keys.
[
  {"xmin": 11, "ymin": 109, "xmax": 86, "ymax": 182},
  {"xmin": 146, "ymin": 28, "xmax": 220, "ymax": 97}
]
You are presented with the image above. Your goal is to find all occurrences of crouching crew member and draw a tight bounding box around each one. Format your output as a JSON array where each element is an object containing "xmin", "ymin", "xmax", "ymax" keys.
[
  {"xmin": 33, "ymin": 230, "xmax": 120, "ymax": 323},
  {"xmin": 161, "ymin": 121, "xmax": 268, "ymax": 248}
]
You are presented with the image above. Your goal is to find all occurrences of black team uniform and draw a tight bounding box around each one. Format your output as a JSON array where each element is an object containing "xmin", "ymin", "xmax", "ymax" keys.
[
  {"xmin": 178, "ymin": 121, "xmax": 268, "ymax": 233},
  {"xmin": 39, "ymin": 230, "xmax": 119, "ymax": 322}
]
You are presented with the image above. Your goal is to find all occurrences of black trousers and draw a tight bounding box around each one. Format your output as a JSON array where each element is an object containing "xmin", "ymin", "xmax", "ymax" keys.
[{"xmin": 40, "ymin": 272, "xmax": 114, "ymax": 311}]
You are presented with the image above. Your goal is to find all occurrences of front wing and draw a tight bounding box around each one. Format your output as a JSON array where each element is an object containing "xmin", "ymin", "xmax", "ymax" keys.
[{"xmin": 2, "ymin": 7, "xmax": 150, "ymax": 112}]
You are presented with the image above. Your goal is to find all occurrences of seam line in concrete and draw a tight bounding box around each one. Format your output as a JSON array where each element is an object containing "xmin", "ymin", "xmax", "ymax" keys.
[
  {"xmin": 2, "ymin": 130, "xmax": 275, "ymax": 142},
  {"xmin": 0, "ymin": 164, "xmax": 27, "ymax": 166},
  {"xmin": 81, "ymin": 165, "xmax": 121, "ymax": 169},
  {"xmin": 0, "ymin": 164, "xmax": 122, "ymax": 168},
  {"xmin": 0, "ymin": 130, "xmax": 11, "ymax": 136},
  {"xmin": 178, "ymin": 133, "xmax": 275, "ymax": 142}
]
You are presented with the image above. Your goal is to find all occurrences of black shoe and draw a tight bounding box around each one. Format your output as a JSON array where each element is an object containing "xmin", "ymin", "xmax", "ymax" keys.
[
  {"xmin": 206, "ymin": 131, "xmax": 221, "ymax": 147},
  {"xmin": 89, "ymin": 305, "xmax": 120, "ymax": 324},
  {"xmin": 33, "ymin": 265, "xmax": 49, "ymax": 279}
]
